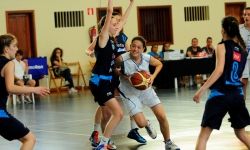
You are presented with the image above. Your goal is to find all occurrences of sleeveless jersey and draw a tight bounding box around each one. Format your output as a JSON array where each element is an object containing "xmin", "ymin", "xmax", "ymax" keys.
[
  {"xmin": 210, "ymin": 40, "xmax": 247, "ymax": 90},
  {"xmin": 119, "ymin": 53, "xmax": 151, "ymax": 92},
  {"xmin": 92, "ymin": 37, "xmax": 116, "ymax": 75},
  {"xmin": 0, "ymin": 56, "xmax": 11, "ymax": 109}
]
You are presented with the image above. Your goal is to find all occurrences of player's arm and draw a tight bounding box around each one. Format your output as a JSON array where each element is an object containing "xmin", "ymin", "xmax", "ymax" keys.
[
  {"xmin": 193, "ymin": 44, "xmax": 225, "ymax": 103},
  {"xmin": 116, "ymin": 0, "xmax": 134, "ymax": 34},
  {"xmin": 98, "ymin": 0, "xmax": 113, "ymax": 48},
  {"xmin": 149, "ymin": 56, "xmax": 163, "ymax": 82},
  {"xmin": 85, "ymin": 38, "xmax": 97, "ymax": 57}
]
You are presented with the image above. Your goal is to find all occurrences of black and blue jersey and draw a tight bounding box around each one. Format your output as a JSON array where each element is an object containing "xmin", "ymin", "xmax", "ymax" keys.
[
  {"xmin": 0, "ymin": 56, "xmax": 10, "ymax": 109},
  {"xmin": 210, "ymin": 40, "xmax": 247, "ymax": 90}
]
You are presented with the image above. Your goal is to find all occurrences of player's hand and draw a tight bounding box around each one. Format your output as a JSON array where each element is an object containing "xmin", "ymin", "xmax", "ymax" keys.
[
  {"xmin": 34, "ymin": 87, "xmax": 50, "ymax": 96},
  {"xmin": 193, "ymin": 89, "xmax": 204, "ymax": 103},
  {"xmin": 85, "ymin": 49, "xmax": 95, "ymax": 57}
]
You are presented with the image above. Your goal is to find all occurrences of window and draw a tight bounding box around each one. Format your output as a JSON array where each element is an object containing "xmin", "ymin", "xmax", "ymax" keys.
[
  {"xmin": 184, "ymin": 6, "xmax": 210, "ymax": 22},
  {"xmin": 54, "ymin": 11, "xmax": 84, "ymax": 28},
  {"xmin": 137, "ymin": 6, "xmax": 173, "ymax": 45}
]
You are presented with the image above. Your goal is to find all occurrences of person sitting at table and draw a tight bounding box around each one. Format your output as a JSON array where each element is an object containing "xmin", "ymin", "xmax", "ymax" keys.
[
  {"xmin": 186, "ymin": 38, "xmax": 203, "ymax": 57},
  {"xmin": 202, "ymin": 36, "xmax": 215, "ymax": 56},
  {"xmin": 184, "ymin": 38, "xmax": 205, "ymax": 86},
  {"xmin": 148, "ymin": 44, "xmax": 162, "ymax": 60},
  {"xmin": 159, "ymin": 42, "xmax": 174, "ymax": 60}
]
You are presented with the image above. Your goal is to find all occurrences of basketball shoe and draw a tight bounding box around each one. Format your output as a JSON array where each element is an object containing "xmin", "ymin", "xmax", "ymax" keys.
[
  {"xmin": 165, "ymin": 140, "xmax": 180, "ymax": 150},
  {"xmin": 127, "ymin": 128, "xmax": 147, "ymax": 144},
  {"xmin": 145, "ymin": 120, "xmax": 157, "ymax": 139},
  {"xmin": 89, "ymin": 131, "xmax": 100, "ymax": 147}
]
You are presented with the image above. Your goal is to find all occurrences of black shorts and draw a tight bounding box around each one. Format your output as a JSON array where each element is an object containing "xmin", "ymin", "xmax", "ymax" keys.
[
  {"xmin": 201, "ymin": 89, "xmax": 250, "ymax": 130},
  {"xmin": 0, "ymin": 109, "xmax": 30, "ymax": 141},
  {"xmin": 89, "ymin": 79, "xmax": 115, "ymax": 106}
]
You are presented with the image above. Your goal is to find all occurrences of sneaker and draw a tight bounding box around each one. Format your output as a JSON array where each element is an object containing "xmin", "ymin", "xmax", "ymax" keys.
[
  {"xmin": 89, "ymin": 131, "xmax": 100, "ymax": 147},
  {"xmin": 69, "ymin": 87, "xmax": 78, "ymax": 94},
  {"xmin": 145, "ymin": 120, "xmax": 157, "ymax": 139},
  {"xmin": 127, "ymin": 128, "xmax": 147, "ymax": 144},
  {"xmin": 95, "ymin": 143, "xmax": 108, "ymax": 150},
  {"xmin": 165, "ymin": 140, "xmax": 180, "ymax": 150},
  {"xmin": 107, "ymin": 139, "xmax": 117, "ymax": 150},
  {"xmin": 24, "ymin": 95, "xmax": 33, "ymax": 103}
]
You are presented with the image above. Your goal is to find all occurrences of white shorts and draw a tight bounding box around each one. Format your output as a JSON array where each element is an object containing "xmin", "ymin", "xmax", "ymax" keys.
[
  {"xmin": 119, "ymin": 87, "xmax": 161, "ymax": 116},
  {"xmin": 242, "ymin": 59, "xmax": 250, "ymax": 78}
]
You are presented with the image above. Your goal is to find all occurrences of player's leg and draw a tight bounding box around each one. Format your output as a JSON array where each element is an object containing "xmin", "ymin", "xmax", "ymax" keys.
[
  {"xmin": 151, "ymin": 104, "xmax": 180, "ymax": 150},
  {"xmin": 19, "ymin": 132, "xmax": 36, "ymax": 150}
]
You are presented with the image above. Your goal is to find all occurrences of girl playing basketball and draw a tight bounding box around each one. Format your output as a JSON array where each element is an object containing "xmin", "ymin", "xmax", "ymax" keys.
[
  {"xmin": 116, "ymin": 36, "xmax": 180, "ymax": 150},
  {"xmin": 193, "ymin": 16, "xmax": 250, "ymax": 150}
]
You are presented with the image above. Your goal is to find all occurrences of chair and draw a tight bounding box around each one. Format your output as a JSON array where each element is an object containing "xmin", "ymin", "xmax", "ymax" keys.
[
  {"xmin": 65, "ymin": 61, "xmax": 87, "ymax": 89},
  {"xmin": 7, "ymin": 74, "xmax": 35, "ymax": 105},
  {"xmin": 48, "ymin": 66, "xmax": 64, "ymax": 93}
]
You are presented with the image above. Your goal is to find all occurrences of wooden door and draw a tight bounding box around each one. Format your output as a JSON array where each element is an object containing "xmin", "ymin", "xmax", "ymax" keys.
[
  {"xmin": 225, "ymin": 2, "xmax": 246, "ymax": 24},
  {"xmin": 6, "ymin": 11, "xmax": 37, "ymax": 58}
]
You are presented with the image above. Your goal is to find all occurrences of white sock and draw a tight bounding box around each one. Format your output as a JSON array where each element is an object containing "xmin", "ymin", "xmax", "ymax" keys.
[
  {"xmin": 94, "ymin": 123, "xmax": 101, "ymax": 132},
  {"xmin": 130, "ymin": 119, "xmax": 138, "ymax": 130},
  {"xmin": 99, "ymin": 136, "xmax": 109, "ymax": 145}
]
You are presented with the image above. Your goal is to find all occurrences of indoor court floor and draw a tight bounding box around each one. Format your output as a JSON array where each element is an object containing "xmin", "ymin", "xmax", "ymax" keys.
[{"xmin": 1, "ymin": 87, "xmax": 250, "ymax": 150}]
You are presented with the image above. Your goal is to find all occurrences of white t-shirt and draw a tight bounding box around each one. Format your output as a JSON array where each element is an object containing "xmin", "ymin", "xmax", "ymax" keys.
[
  {"xmin": 13, "ymin": 59, "xmax": 26, "ymax": 79},
  {"xmin": 239, "ymin": 24, "xmax": 250, "ymax": 58}
]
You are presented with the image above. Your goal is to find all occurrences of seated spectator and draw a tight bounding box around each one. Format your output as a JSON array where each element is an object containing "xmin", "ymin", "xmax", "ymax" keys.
[
  {"xmin": 159, "ymin": 42, "xmax": 174, "ymax": 59},
  {"xmin": 148, "ymin": 44, "xmax": 162, "ymax": 60},
  {"xmin": 202, "ymin": 37, "xmax": 215, "ymax": 56},
  {"xmin": 13, "ymin": 49, "xmax": 36, "ymax": 103},
  {"xmin": 186, "ymin": 38, "xmax": 203, "ymax": 57},
  {"xmin": 50, "ymin": 47, "xmax": 77, "ymax": 94}
]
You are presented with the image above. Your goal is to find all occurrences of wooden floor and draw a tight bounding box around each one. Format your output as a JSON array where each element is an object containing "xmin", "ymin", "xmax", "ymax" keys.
[{"xmin": 1, "ymin": 86, "xmax": 250, "ymax": 150}]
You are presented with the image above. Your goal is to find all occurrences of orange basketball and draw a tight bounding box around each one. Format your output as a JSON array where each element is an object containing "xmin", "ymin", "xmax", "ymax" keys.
[{"xmin": 129, "ymin": 70, "xmax": 151, "ymax": 90}]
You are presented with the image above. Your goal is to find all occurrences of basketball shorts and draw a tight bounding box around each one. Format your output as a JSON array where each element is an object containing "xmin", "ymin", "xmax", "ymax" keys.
[
  {"xmin": 119, "ymin": 87, "xmax": 161, "ymax": 116},
  {"xmin": 201, "ymin": 89, "xmax": 250, "ymax": 130},
  {"xmin": 89, "ymin": 74, "xmax": 115, "ymax": 106},
  {"xmin": 0, "ymin": 109, "xmax": 30, "ymax": 141}
]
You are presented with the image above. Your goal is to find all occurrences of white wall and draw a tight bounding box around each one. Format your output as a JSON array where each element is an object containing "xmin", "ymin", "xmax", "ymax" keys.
[{"xmin": 0, "ymin": 0, "xmax": 249, "ymax": 84}]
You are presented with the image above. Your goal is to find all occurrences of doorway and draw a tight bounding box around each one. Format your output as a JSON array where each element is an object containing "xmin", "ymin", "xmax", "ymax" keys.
[
  {"xmin": 6, "ymin": 10, "xmax": 37, "ymax": 58},
  {"xmin": 225, "ymin": 2, "xmax": 246, "ymax": 24}
]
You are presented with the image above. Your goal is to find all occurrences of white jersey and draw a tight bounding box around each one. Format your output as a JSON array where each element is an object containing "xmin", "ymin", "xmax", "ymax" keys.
[
  {"xmin": 119, "ymin": 52, "xmax": 153, "ymax": 95},
  {"xmin": 119, "ymin": 52, "xmax": 161, "ymax": 116},
  {"xmin": 13, "ymin": 59, "xmax": 26, "ymax": 79}
]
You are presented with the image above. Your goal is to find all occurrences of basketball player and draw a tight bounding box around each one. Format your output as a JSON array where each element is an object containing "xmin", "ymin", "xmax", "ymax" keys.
[
  {"xmin": 89, "ymin": 1, "xmax": 124, "ymax": 150},
  {"xmin": 193, "ymin": 16, "xmax": 250, "ymax": 150},
  {"xmin": 0, "ymin": 34, "xmax": 50, "ymax": 150},
  {"xmin": 87, "ymin": 0, "xmax": 146, "ymax": 148},
  {"xmin": 116, "ymin": 36, "xmax": 180, "ymax": 150}
]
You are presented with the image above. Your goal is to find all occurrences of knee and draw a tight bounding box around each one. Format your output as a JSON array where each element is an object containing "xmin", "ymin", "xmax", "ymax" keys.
[
  {"xmin": 23, "ymin": 132, "xmax": 36, "ymax": 145},
  {"xmin": 134, "ymin": 118, "xmax": 147, "ymax": 128},
  {"xmin": 29, "ymin": 80, "xmax": 36, "ymax": 87}
]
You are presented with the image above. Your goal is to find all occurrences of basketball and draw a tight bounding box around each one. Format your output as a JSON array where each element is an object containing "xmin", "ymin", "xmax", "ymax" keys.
[{"xmin": 129, "ymin": 70, "xmax": 151, "ymax": 90}]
